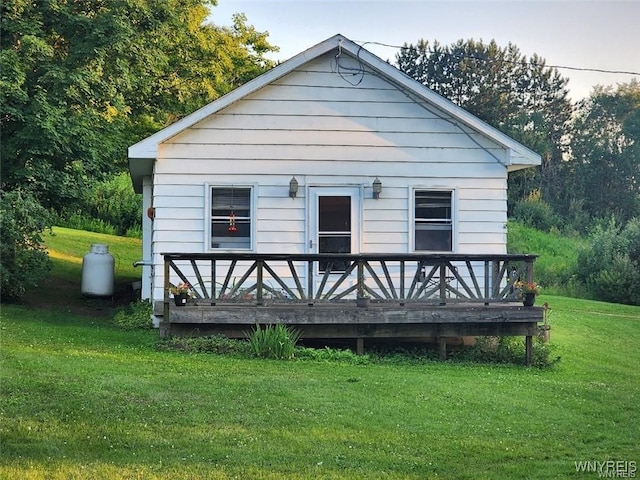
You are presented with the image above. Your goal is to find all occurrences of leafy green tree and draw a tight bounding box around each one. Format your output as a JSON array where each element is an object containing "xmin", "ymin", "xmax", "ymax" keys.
[
  {"xmin": 1, "ymin": 0, "xmax": 276, "ymax": 213},
  {"xmin": 1, "ymin": 0, "xmax": 276, "ymax": 298},
  {"xmin": 0, "ymin": 189, "xmax": 52, "ymax": 301},
  {"xmin": 396, "ymin": 39, "xmax": 574, "ymax": 215},
  {"xmin": 569, "ymin": 81, "xmax": 640, "ymax": 222}
]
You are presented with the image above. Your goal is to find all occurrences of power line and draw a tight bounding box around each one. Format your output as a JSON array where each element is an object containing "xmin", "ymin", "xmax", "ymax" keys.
[{"xmin": 355, "ymin": 40, "xmax": 640, "ymax": 77}]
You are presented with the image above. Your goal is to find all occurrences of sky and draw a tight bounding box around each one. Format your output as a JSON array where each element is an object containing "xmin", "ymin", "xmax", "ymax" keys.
[{"xmin": 210, "ymin": 0, "xmax": 639, "ymax": 101}]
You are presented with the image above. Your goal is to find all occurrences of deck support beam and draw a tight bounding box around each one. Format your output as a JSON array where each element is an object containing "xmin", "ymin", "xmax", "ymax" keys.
[
  {"xmin": 525, "ymin": 335, "xmax": 533, "ymax": 366},
  {"xmin": 438, "ymin": 337, "xmax": 447, "ymax": 360}
]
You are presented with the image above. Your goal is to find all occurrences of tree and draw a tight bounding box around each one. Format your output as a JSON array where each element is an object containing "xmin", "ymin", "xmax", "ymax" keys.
[
  {"xmin": 569, "ymin": 81, "xmax": 640, "ymax": 222},
  {"xmin": 0, "ymin": 0, "xmax": 277, "ymax": 213},
  {"xmin": 396, "ymin": 39, "xmax": 574, "ymax": 214},
  {"xmin": 0, "ymin": 189, "xmax": 52, "ymax": 301}
]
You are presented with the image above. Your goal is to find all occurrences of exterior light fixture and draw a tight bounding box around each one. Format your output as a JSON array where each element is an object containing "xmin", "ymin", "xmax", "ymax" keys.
[
  {"xmin": 289, "ymin": 176, "xmax": 299, "ymax": 198},
  {"xmin": 372, "ymin": 177, "xmax": 382, "ymax": 199}
]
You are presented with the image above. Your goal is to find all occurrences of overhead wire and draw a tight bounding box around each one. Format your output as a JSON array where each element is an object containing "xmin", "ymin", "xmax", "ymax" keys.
[
  {"xmin": 354, "ymin": 40, "xmax": 640, "ymax": 77},
  {"xmin": 332, "ymin": 38, "xmax": 366, "ymax": 86}
]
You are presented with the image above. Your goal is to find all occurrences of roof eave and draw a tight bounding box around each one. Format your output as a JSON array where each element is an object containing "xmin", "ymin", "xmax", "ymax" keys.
[
  {"xmin": 128, "ymin": 157, "xmax": 154, "ymax": 193},
  {"xmin": 127, "ymin": 33, "xmax": 542, "ymax": 169}
]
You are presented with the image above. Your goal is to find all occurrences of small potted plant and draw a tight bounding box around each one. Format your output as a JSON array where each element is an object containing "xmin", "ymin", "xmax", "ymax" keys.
[
  {"xmin": 514, "ymin": 280, "xmax": 541, "ymax": 307},
  {"xmin": 356, "ymin": 294, "xmax": 370, "ymax": 308},
  {"xmin": 170, "ymin": 282, "xmax": 193, "ymax": 306}
]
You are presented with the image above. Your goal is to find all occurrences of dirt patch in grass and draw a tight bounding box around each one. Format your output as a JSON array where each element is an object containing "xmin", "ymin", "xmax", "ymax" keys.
[{"xmin": 21, "ymin": 275, "xmax": 138, "ymax": 318}]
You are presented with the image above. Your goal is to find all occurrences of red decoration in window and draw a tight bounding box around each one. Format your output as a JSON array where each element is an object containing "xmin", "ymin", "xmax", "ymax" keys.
[{"xmin": 228, "ymin": 211, "xmax": 237, "ymax": 233}]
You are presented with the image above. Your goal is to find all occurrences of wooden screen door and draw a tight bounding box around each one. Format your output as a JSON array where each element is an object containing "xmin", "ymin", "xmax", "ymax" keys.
[{"xmin": 309, "ymin": 187, "xmax": 360, "ymax": 275}]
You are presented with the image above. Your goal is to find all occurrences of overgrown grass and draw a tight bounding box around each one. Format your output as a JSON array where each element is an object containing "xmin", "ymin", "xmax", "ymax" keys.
[
  {"xmin": 248, "ymin": 324, "xmax": 303, "ymax": 359},
  {"xmin": 2, "ymin": 295, "xmax": 638, "ymax": 479},
  {"xmin": 112, "ymin": 299, "xmax": 154, "ymax": 330},
  {"xmin": 162, "ymin": 334, "xmax": 558, "ymax": 368},
  {"xmin": 507, "ymin": 221, "xmax": 586, "ymax": 296}
]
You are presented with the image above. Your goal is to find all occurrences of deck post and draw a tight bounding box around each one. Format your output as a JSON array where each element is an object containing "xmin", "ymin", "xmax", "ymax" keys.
[
  {"xmin": 439, "ymin": 263, "xmax": 447, "ymax": 305},
  {"xmin": 438, "ymin": 337, "xmax": 447, "ymax": 360},
  {"xmin": 256, "ymin": 260, "xmax": 264, "ymax": 306},
  {"xmin": 525, "ymin": 258, "xmax": 535, "ymax": 283},
  {"xmin": 525, "ymin": 335, "xmax": 533, "ymax": 366},
  {"xmin": 399, "ymin": 261, "xmax": 405, "ymax": 306},
  {"xmin": 307, "ymin": 260, "xmax": 314, "ymax": 306},
  {"xmin": 210, "ymin": 259, "xmax": 216, "ymax": 306},
  {"xmin": 163, "ymin": 257, "xmax": 170, "ymax": 325},
  {"xmin": 356, "ymin": 338, "xmax": 364, "ymax": 355},
  {"xmin": 484, "ymin": 261, "xmax": 490, "ymax": 305}
]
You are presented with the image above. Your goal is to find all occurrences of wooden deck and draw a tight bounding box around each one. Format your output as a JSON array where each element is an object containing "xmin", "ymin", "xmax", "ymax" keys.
[{"xmin": 157, "ymin": 252, "xmax": 544, "ymax": 363}]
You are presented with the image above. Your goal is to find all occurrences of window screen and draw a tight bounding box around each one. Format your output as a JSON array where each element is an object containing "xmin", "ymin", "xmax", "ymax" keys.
[
  {"xmin": 414, "ymin": 191, "xmax": 452, "ymax": 251},
  {"xmin": 211, "ymin": 187, "xmax": 251, "ymax": 249}
]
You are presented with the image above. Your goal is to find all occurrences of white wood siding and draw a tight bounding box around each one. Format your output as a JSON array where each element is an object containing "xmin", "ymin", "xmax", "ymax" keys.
[{"xmin": 151, "ymin": 53, "xmax": 511, "ymax": 298}]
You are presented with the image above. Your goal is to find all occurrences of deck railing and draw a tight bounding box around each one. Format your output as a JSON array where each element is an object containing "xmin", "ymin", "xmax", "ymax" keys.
[{"xmin": 162, "ymin": 253, "xmax": 537, "ymax": 313}]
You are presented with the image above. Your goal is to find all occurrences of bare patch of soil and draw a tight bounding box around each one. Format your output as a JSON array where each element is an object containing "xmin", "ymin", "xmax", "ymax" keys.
[{"xmin": 21, "ymin": 276, "xmax": 138, "ymax": 317}]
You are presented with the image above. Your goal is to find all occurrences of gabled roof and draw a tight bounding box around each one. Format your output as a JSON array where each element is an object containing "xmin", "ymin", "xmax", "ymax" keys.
[{"xmin": 128, "ymin": 33, "xmax": 541, "ymax": 191}]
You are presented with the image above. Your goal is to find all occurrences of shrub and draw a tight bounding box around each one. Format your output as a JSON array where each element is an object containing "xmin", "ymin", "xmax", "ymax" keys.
[
  {"xmin": 247, "ymin": 324, "xmax": 302, "ymax": 359},
  {"xmin": 296, "ymin": 346, "xmax": 370, "ymax": 364},
  {"xmin": 457, "ymin": 336, "xmax": 560, "ymax": 368},
  {"xmin": 56, "ymin": 172, "xmax": 142, "ymax": 237},
  {"xmin": 89, "ymin": 172, "xmax": 142, "ymax": 236},
  {"xmin": 0, "ymin": 189, "xmax": 52, "ymax": 301},
  {"xmin": 158, "ymin": 335, "xmax": 252, "ymax": 355},
  {"xmin": 112, "ymin": 300, "xmax": 153, "ymax": 330},
  {"xmin": 574, "ymin": 217, "xmax": 640, "ymax": 305},
  {"xmin": 511, "ymin": 192, "xmax": 560, "ymax": 232},
  {"xmin": 55, "ymin": 211, "xmax": 118, "ymax": 236}
]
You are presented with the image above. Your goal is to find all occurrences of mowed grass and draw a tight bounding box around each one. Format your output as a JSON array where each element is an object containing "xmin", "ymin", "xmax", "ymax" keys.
[
  {"xmin": 2, "ymin": 297, "xmax": 639, "ymax": 479},
  {"xmin": 1, "ymin": 227, "xmax": 638, "ymax": 478}
]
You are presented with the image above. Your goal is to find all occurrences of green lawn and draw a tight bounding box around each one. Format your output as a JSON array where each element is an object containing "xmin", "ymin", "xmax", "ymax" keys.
[
  {"xmin": 1, "ymin": 295, "xmax": 638, "ymax": 479},
  {"xmin": 1, "ymin": 227, "xmax": 638, "ymax": 478}
]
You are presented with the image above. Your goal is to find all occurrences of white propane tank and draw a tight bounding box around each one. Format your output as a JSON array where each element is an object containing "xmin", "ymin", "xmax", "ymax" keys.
[{"xmin": 81, "ymin": 244, "xmax": 115, "ymax": 296}]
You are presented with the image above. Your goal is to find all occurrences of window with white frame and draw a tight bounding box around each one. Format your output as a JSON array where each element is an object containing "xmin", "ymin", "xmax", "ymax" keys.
[
  {"xmin": 210, "ymin": 186, "xmax": 252, "ymax": 249},
  {"xmin": 414, "ymin": 190, "xmax": 453, "ymax": 252}
]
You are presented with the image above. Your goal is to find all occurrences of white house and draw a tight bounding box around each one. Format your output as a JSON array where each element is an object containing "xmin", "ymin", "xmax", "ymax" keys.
[{"xmin": 128, "ymin": 34, "xmax": 541, "ymax": 304}]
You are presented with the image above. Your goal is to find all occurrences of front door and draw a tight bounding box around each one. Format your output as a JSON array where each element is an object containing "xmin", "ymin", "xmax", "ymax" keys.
[{"xmin": 309, "ymin": 187, "xmax": 360, "ymax": 277}]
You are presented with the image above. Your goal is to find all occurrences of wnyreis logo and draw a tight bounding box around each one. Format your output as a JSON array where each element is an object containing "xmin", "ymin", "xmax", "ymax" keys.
[{"xmin": 574, "ymin": 460, "xmax": 636, "ymax": 478}]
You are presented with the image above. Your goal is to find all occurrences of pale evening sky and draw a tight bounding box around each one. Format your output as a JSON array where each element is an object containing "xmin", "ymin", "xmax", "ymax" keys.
[{"xmin": 210, "ymin": 0, "xmax": 639, "ymax": 101}]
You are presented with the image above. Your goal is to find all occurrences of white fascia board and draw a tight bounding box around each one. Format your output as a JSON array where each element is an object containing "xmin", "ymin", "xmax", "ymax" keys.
[{"xmin": 128, "ymin": 33, "xmax": 541, "ymax": 169}]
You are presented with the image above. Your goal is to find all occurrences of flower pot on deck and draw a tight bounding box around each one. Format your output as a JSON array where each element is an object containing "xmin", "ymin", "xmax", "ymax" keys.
[
  {"xmin": 523, "ymin": 292, "xmax": 536, "ymax": 307},
  {"xmin": 357, "ymin": 296, "xmax": 370, "ymax": 308},
  {"xmin": 174, "ymin": 293, "xmax": 188, "ymax": 306}
]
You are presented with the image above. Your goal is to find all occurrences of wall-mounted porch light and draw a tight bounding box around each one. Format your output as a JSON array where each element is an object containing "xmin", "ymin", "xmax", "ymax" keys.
[
  {"xmin": 372, "ymin": 177, "xmax": 382, "ymax": 199},
  {"xmin": 289, "ymin": 176, "xmax": 299, "ymax": 198}
]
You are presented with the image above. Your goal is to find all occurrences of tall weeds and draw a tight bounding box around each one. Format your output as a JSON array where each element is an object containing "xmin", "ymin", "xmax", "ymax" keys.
[{"xmin": 247, "ymin": 324, "xmax": 302, "ymax": 359}]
